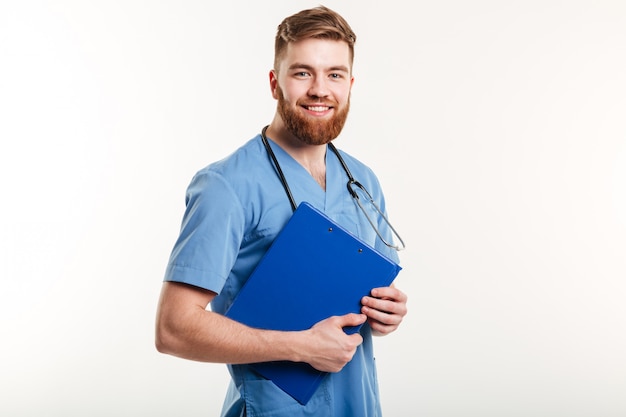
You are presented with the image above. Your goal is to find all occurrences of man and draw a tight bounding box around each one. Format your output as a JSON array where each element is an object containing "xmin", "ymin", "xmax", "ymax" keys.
[{"xmin": 156, "ymin": 6, "xmax": 408, "ymax": 416}]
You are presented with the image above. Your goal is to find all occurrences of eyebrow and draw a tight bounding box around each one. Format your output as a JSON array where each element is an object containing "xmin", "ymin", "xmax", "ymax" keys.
[{"xmin": 288, "ymin": 63, "xmax": 351, "ymax": 73}]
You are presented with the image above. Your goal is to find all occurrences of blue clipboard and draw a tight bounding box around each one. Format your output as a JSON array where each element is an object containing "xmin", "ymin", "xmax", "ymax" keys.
[{"xmin": 224, "ymin": 201, "xmax": 402, "ymax": 405}]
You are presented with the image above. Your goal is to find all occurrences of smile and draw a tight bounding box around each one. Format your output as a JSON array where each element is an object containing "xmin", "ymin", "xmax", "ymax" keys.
[{"xmin": 305, "ymin": 105, "xmax": 331, "ymax": 112}]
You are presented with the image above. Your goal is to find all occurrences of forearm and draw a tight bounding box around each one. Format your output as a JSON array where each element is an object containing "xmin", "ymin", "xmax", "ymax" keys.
[
  {"xmin": 156, "ymin": 305, "xmax": 303, "ymax": 364},
  {"xmin": 155, "ymin": 282, "xmax": 366, "ymax": 372},
  {"xmin": 155, "ymin": 282, "xmax": 301, "ymax": 363}
]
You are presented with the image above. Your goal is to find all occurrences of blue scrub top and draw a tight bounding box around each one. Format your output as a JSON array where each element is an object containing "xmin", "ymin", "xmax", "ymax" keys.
[{"xmin": 165, "ymin": 134, "xmax": 400, "ymax": 417}]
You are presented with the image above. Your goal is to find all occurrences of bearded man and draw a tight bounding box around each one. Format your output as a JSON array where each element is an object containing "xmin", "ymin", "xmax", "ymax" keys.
[{"xmin": 156, "ymin": 6, "xmax": 408, "ymax": 417}]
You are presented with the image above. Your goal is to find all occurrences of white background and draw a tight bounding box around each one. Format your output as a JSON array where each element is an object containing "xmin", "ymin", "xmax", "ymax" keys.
[{"xmin": 1, "ymin": 1, "xmax": 625, "ymax": 416}]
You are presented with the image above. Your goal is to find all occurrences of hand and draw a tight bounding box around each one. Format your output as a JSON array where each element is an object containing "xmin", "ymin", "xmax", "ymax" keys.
[
  {"xmin": 303, "ymin": 313, "xmax": 367, "ymax": 373},
  {"xmin": 361, "ymin": 286, "xmax": 408, "ymax": 336}
]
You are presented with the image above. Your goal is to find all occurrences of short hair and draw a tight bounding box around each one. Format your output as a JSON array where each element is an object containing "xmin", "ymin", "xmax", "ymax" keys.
[{"xmin": 274, "ymin": 6, "xmax": 357, "ymax": 71}]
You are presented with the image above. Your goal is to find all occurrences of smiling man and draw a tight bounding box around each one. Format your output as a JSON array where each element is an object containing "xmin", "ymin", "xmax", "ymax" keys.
[
  {"xmin": 271, "ymin": 37, "xmax": 352, "ymax": 147},
  {"xmin": 155, "ymin": 6, "xmax": 407, "ymax": 417}
]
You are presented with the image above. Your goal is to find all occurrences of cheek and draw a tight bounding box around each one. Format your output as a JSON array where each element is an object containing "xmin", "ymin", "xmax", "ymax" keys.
[
  {"xmin": 281, "ymin": 80, "xmax": 309, "ymax": 102},
  {"xmin": 336, "ymin": 86, "xmax": 352, "ymax": 103}
]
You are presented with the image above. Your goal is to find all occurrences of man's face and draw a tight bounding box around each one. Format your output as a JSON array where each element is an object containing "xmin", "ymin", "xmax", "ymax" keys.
[{"xmin": 271, "ymin": 38, "xmax": 354, "ymax": 145}]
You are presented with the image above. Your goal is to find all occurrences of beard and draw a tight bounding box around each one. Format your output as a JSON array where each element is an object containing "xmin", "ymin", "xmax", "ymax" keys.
[{"xmin": 276, "ymin": 85, "xmax": 350, "ymax": 146}]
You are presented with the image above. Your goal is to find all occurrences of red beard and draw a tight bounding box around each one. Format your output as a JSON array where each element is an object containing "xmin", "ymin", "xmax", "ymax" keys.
[{"xmin": 276, "ymin": 85, "xmax": 350, "ymax": 145}]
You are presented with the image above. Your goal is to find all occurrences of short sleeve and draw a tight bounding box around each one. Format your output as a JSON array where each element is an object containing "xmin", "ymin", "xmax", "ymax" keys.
[{"xmin": 163, "ymin": 170, "xmax": 245, "ymax": 294}]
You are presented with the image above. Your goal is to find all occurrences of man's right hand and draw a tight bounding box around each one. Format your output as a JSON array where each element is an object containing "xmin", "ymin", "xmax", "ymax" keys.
[
  {"xmin": 157, "ymin": 282, "xmax": 367, "ymax": 371},
  {"xmin": 302, "ymin": 313, "xmax": 367, "ymax": 373}
]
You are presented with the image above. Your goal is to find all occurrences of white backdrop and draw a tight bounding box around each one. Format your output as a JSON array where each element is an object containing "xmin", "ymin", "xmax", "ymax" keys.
[{"xmin": 1, "ymin": 1, "xmax": 625, "ymax": 416}]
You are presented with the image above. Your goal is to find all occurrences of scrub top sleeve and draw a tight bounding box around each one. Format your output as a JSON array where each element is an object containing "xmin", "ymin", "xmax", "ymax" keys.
[{"xmin": 164, "ymin": 170, "xmax": 245, "ymax": 294}]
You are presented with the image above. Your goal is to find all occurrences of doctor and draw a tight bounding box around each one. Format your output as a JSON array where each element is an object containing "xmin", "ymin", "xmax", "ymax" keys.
[{"xmin": 155, "ymin": 6, "xmax": 408, "ymax": 416}]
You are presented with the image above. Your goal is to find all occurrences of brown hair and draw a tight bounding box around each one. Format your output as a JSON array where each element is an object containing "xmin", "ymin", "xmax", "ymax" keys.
[{"xmin": 274, "ymin": 6, "xmax": 357, "ymax": 71}]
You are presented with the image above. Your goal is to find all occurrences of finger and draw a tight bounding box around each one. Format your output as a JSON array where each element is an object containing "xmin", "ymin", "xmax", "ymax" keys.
[
  {"xmin": 361, "ymin": 296, "xmax": 403, "ymax": 315},
  {"xmin": 362, "ymin": 305, "xmax": 403, "ymax": 333},
  {"xmin": 361, "ymin": 304, "xmax": 403, "ymax": 326},
  {"xmin": 335, "ymin": 313, "xmax": 367, "ymax": 327},
  {"xmin": 348, "ymin": 332, "xmax": 364, "ymax": 346},
  {"xmin": 367, "ymin": 317, "xmax": 398, "ymax": 335},
  {"xmin": 370, "ymin": 286, "xmax": 407, "ymax": 302}
]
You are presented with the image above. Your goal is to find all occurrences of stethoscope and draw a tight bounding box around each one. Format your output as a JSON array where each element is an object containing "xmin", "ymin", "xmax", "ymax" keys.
[{"xmin": 260, "ymin": 125, "xmax": 405, "ymax": 251}]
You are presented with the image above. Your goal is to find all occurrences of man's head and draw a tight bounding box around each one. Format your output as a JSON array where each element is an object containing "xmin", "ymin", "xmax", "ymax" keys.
[
  {"xmin": 271, "ymin": 6, "xmax": 356, "ymax": 145},
  {"xmin": 274, "ymin": 6, "xmax": 356, "ymax": 72}
]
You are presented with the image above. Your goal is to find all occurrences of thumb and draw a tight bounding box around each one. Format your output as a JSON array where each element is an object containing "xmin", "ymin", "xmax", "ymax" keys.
[{"xmin": 337, "ymin": 313, "xmax": 367, "ymax": 328}]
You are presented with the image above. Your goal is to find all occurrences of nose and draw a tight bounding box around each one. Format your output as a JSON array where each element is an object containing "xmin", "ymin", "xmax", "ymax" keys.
[{"xmin": 308, "ymin": 76, "xmax": 329, "ymax": 99}]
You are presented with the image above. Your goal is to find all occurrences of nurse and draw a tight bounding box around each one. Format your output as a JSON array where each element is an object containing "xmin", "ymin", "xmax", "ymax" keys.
[{"xmin": 155, "ymin": 6, "xmax": 408, "ymax": 416}]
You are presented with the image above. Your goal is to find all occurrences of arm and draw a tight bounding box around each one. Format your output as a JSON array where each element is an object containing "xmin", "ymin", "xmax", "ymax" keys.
[
  {"xmin": 155, "ymin": 281, "xmax": 367, "ymax": 373},
  {"xmin": 360, "ymin": 284, "xmax": 408, "ymax": 336}
]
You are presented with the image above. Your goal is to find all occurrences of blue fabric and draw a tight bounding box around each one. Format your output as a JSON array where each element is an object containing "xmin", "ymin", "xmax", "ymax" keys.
[{"xmin": 164, "ymin": 134, "xmax": 399, "ymax": 417}]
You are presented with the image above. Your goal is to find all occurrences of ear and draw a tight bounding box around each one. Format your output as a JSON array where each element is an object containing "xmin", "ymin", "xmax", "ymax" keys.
[{"xmin": 269, "ymin": 70, "xmax": 279, "ymax": 100}]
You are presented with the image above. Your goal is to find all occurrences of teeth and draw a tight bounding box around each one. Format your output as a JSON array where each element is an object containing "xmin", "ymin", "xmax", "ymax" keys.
[{"xmin": 307, "ymin": 106, "xmax": 329, "ymax": 112}]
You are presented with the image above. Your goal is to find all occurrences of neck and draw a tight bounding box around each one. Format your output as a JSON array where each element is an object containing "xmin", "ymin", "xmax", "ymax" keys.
[{"xmin": 264, "ymin": 120, "xmax": 328, "ymax": 190}]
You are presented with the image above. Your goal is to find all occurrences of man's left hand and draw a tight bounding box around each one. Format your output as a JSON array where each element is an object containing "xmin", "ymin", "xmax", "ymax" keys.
[{"xmin": 360, "ymin": 285, "xmax": 408, "ymax": 336}]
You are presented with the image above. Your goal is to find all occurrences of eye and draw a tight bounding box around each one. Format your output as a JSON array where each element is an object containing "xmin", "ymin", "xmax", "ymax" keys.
[{"xmin": 294, "ymin": 71, "xmax": 311, "ymax": 78}]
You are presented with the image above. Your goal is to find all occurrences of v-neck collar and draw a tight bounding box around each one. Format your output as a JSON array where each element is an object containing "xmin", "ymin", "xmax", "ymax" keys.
[{"xmin": 264, "ymin": 137, "xmax": 346, "ymax": 212}]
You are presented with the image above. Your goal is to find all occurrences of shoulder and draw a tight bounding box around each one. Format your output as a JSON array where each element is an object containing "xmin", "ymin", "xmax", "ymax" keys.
[
  {"xmin": 331, "ymin": 146, "xmax": 381, "ymax": 187},
  {"xmin": 197, "ymin": 136, "xmax": 265, "ymax": 178},
  {"xmin": 187, "ymin": 136, "xmax": 267, "ymax": 192},
  {"xmin": 178, "ymin": 136, "xmax": 265, "ymax": 212}
]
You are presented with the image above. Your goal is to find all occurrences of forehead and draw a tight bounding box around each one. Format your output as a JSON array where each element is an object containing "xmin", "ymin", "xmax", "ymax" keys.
[{"xmin": 278, "ymin": 38, "xmax": 352, "ymax": 71}]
